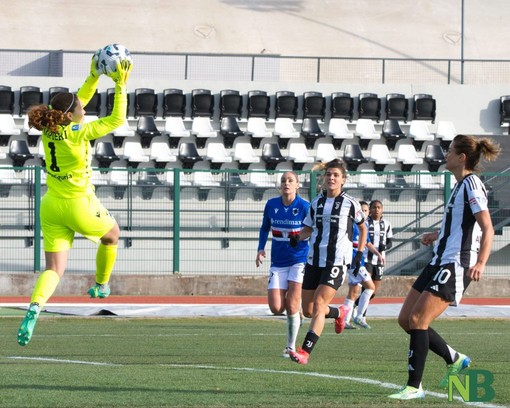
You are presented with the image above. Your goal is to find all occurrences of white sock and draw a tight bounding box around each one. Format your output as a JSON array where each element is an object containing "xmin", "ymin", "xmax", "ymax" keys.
[
  {"xmin": 344, "ymin": 298, "xmax": 355, "ymax": 323},
  {"xmin": 356, "ymin": 289, "xmax": 374, "ymax": 319},
  {"xmin": 287, "ymin": 312, "xmax": 301, "ymax": 350}
]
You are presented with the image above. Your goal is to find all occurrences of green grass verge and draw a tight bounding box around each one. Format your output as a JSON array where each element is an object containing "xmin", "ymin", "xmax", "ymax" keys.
[{"xmin": 0, "ymin": 316, "xmax": 508, "ymax": 407}]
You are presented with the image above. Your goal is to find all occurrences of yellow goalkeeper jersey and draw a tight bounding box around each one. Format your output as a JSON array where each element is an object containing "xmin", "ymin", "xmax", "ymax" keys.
[{"xmin": 42, "ymin": 77, "xmax": 127, "ymax": 199}]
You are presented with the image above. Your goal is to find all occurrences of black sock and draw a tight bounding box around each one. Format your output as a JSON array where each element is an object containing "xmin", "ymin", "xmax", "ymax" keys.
[
  {"xmin": 302, "ymin": 330, "xmax": 320, "ymax": 354},
  {"xmin": 407, "ymin": 329, "xmax": 429, "ymax": 389},
  {"xmin": 428, "ymin": 327, "xmax": 455, "ymax": 365},
  {"xmin": 325, "ymin": 306, "xmax": 339, "ymax": 319}
]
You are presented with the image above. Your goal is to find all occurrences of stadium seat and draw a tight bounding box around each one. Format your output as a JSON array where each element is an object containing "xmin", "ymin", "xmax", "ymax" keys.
[
  {"xmin": 48, "ymin": 86, "xmax": 69, "ymax": 103},
  {"xmin": 275, "ymin": 91, "xmax": 298, "ymax": 120},
  {"xmin": 136, "ymin": 172, "xmax": 163, "ymax": 200},
  {"xmin": 221, "ymin": 172, "xmax": 247, "ymax": 201},
  {"xmin": 137, "ymin": 116, "xmax": 162, "ymax": 148},
  {"xmin": 381, "ymin": 119, "xmax": 406, "ymax": 150},
  {"xmin": 191, "ymin": 89, "xmax": 214, "ymax": 119},
  {"xmin": 413, "ymin": 93, "xmax": 436, "ymax": 123},
  {"xmin": 219, "ymin": 89, "xmax": 243, "ymax": 119},
  {"xmin": 0, "ymin": 85, "xmax": 15, "ymax": 114},
  {"xmin": 424, "ymin": 144, "xmax": 446, "ymax": 172},
  {"xmin": 23, "ymin": 116, "xmax": 42, "ymax": 147},
  {"xmin": 134, "ymin": 88, "xmax": 158, "ymax": 118},
  {"xmin": 358, "ymin": 93, "xmax": 381, "ymax": 122},
  {"xmin": 205, "ymin": 141, "xmax": 233, "ymax": 170},
  {"xmin": 287, "ymin": 141, "xmax": 314, "ymax": 170},
  {"xmin": 327, "ymin": 118, "xmax": 354, "ymax": 150},
  {"xmin": 106, "ymin": 87, "xmax": 130, "ymax": 117},
  {"xmin": 9, "ymin": 139, "xmax": 34, "ymax": 167},
  {"xmin": 301, "ymin": 118, "xmax": 326, "ymax": 149},
  {"xmin": 94, "ymin": 141, "xmax": 121, "ymax": 170},
  {"xmin": 385, "ymin": 173, "xmax": 410, "ymax": 202},
  {"xmin": 499, "ymin": 95, "xmax": 510, "ymax": 128},
  {"xmin": 330, "ymin": 92, "xmax": 354, "ymax": 122},
  {"xmin": 108, "ymin": 167, "xmax": 129, "ymax": 200},
  {"xmin": 149, "ymin": 140, "xmax": 177, "ymax": 169},
  {"xmin": 385, "ymin": 93, "xmax": 409, "ymax": 122},
  {"xmin": 162, "ymin": 88, "xmax": 186, "ymax": 119},
  {"xmin": 355, "ymin": 118, "xmax": 381, "ymax": 150},
  {"xmin": 397, "ymin": 144, "xmax": 423, "ymax": 171},
  {"xmin": 408, "ymin": 120, "xmax": 435, "ymax": 151},
  {"xmin": 274, "ymin": 117, "xmax": 299, "ymax": 149},
  {"xmin": 343, "ymin": 144, "xmax": 368, "ymax": 171},
  {"xmin": 112, "ymin": 119, "xmax": 136, "ymax": 148},
  {"xmin": 83, "ymin": 90, "xmax": 102, "ymax": 116},
  {"xmin": 416, "ymin": 170, "xmax": 442, "ymax": 201},
  {"xmin": 178, "ymin": 142, "xmax": 203, "ymax": 170},
  {"xmin": 369, "ymin": 143, "xmax": 396, "ymax": 171},
  {"xmin": 191, "ymin": 116, "xmax": 217, "ymax": 148},
  {"xmin": 248, "ymin": 171, "xmax": 277, "ymax": 201},
  {"xmin": 358, "ymin": 170, "xmax": 386, "ymax": 201},
  {"xmin": 123, "ymin": 141, "xmax": 150, "ymax": 168},
  {"xmin": 233, "ymin": 141, "xmax": 260, "ymax": 170},
  {"xmin": 219, "ymin": 116, "xmax": 244, "ymax": 149},
  {"xmin": 163, "ymin": 116, "xmax": 191, "ymax": 148},
  {"xmin": 315, "ymin": 142, "xmax": 339, "ymax": 162},
  {"xmin": 0, "ymin": 114, "xmax": 21, "ymax": 146},
  {"xmin": 303, "ymin": 91, "xmax": 325, "ymax": 120},
  {"xmin": 0, "ymin": 168, "xmax": 24, "ymax": 197},
  {"xmin": 193, "ymin": 171, "xmax": 222, "ymax": 201},
  {"xmin": 261, "ymin": 142, "xmax": 286, "ymax": 170},
  {"xmin": 436, "ymin": 120, "xmax": 456, "ymax": 150},
  {"xmin": 247, "ymin": 90, "xmax": 271, "ymax": 120},
  {"xmin": 246, "ymin": 117, "xmax": 272, "ymax": 149},
  {"xmin": 19, "ymin": 86, "xmax": 43, "ymax": 117},
  {"xmin": 300, "ymin": 117, "xmax": 326, "ymax": 149}
]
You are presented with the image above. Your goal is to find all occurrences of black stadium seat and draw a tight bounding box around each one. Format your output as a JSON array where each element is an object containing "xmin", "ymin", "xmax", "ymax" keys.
[
  {"xmin": 275, "ymin": 91, "xmax": 298, "ymax": 120},
  {"xmin": 191, "ymin": 89, "xmax": 214, "ymax": 119},
  {"xmin": 0, "ymin": 85, "xmax": 15, "ymax": 114},
  {"xmin": 134, "ymin": 88, "xmax": 158, "ymax": 118},
  {"xmin": 302, "ymin": 91, "xmax": 325, "ymax": 120},
  {"xmin": 331, "ymin": 92, "xmax": 354, "ymax": 122},
  {"xmin": 247, "ymin": 90, "xmax": 271, "ymax": 120},
  {"xmin": 219, "ymin": 89, "xmax": 243, "ymax": 119},
  {"xmin": 162, "ymin": 88, "xmax": 186, "ymax": 118},
  {"xmin": 19, "ymin": 86, "xmax": 43, "ymax": 117},
  {"xmin": 413, "ymin": 93, "xmax": 436, "ymax": 123},
  {"xmin": 385, "ymin": 93, "xmax": 409, "ymax": 122},
  {"xmin": 358, "ymin": 92, "xmax": 381, "ymax": 122}
]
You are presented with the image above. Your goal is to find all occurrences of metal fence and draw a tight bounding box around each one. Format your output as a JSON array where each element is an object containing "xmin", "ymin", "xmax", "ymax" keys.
[
  {"xmin": 2, "ymin": 49, "xmax": 510, "ymax": 85},
  {"xmin": 1, "ymin": 166, "xmax": 509, "ymax": 277}
]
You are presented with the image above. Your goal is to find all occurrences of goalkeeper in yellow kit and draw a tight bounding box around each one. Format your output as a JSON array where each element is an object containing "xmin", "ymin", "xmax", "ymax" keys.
[{"xmin": 17, "ymin": 52, "xmax": 132, "ymax": 346}]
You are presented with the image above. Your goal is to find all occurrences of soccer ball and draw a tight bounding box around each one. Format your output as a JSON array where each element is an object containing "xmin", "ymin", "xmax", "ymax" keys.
[{"xmin": 96, "ymin": 44, "xmax": 132, "ymax": 77}]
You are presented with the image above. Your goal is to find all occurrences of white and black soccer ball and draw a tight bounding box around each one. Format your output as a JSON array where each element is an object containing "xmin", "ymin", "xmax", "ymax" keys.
[{"xmin": 96, "ymin": 44, "xmax": 132, "ymax": 77}]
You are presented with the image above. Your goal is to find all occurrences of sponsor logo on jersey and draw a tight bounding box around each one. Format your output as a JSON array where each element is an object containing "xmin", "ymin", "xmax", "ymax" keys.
[{"xmin": 72, "ymin": 124, "xmax": 80, "ymax": 131}]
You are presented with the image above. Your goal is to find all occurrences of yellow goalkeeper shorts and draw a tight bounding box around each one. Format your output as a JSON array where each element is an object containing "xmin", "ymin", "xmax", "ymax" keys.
[{"xmin": 41, "ymin": 192, "xmax": 116, "ymax": 252}]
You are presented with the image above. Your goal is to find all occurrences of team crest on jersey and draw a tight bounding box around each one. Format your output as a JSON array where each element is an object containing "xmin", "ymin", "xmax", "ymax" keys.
[
  {"xmin": 71, "ymin": 124, "xmax": 80, "ymax": 131},
  {"xmin": 293, "ymin": 208, "xmax": 299, "ymax": 216}
]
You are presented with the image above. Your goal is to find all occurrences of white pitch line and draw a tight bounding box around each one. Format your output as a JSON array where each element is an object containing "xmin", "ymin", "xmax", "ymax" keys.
[
  {"xmin": 4, "ymin": 357, "xmax": 507, "ymax": 407},
  {"xmin": 163, "ymin": 363, "xmax": 507, "ymax": 408},
  {"xmin": 7, "ymin": 356, "xmax": 121, "ymax": 366}
]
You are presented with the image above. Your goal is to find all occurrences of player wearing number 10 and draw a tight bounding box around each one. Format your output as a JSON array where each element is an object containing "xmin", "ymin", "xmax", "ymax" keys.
[
  {"xmin": 389, "ymin": 134, "xmax": 500, "ymax": 400},
  {"xmin": 17, "ymin": 50, "xmax": 132, "ymax": 346}
]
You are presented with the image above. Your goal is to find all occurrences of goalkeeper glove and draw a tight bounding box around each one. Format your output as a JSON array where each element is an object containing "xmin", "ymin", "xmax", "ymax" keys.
[
  {"xmin": 352, "ymin": 251, "xmax": 363, "ymax": 276},
  {"xmin": 89, "ymin": 49, "xmax": 102, "ymax": 79},
  {"xmin": 109, "ymin": 59, "xmax": 132, "ymax": 85},
  {"xmin": 289, "ymin": 235, "xmax": 300, "ymax": 248}
]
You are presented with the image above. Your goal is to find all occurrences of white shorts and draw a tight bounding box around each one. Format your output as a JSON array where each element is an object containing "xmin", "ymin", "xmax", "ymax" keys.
[
  {"xmin": 267, "ymin": 263, "xmax": 305, "ymax": 290},
  {"xmin": 347, "ymin": 266, "xmax": 373, "ymax": 286}
]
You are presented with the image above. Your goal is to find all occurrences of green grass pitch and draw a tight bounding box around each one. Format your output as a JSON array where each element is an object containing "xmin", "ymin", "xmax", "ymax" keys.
[{"xmin": 0, "ymin": 312, "xmax": 508, "ymax": 407}]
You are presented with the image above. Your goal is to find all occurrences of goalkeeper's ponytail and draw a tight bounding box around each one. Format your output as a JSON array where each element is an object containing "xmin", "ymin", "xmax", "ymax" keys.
[{"xmin": 28, "ymin": 92, "xmax": 76, "ymax": 134}]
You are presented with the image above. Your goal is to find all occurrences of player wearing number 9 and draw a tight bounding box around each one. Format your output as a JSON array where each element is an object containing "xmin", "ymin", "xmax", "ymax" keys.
[
  {"xmin": 17, "ymin": 49, "xmax": 132, "ymax": 347},
  {"xmin": 288, "ymin": 159, "xmax": 367, "ymax": 365},
  {"xmin": 388, "ymin": 134, "xmax": 501, "ymax": 400}
]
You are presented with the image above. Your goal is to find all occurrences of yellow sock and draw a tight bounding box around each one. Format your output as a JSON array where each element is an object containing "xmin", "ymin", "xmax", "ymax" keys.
[
  {"xmin": 31, "ymin": 269, "xmax": 60, "ymax": 308},
  {"xmin": 95, "ymin": 243, "xmax": 117, "ymax": 285}
]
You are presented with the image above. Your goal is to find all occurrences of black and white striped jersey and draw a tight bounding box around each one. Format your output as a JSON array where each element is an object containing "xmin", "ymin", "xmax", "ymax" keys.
[
  {"xmin": 366, "ymin": 217, "xmax": 393, "ymax": 265},
  {"xmin": 431, "ymin": 173, "xmax": 488, "ymax": 268},
  {"xmin": 303, "ymin": 191, "xmax": 364, "ymax": 267}
]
